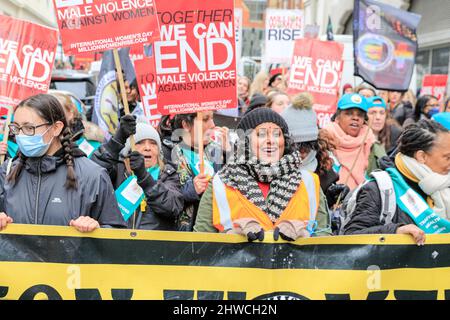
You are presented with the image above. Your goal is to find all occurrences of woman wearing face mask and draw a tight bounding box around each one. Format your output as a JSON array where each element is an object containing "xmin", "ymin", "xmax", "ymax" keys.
[
  {"xmin": 367, "ymin": 96, "xmax": 403, "ymax": 155},
  {"xmin": 171, "ymin": 112, "xmax": 230, "ymax": 231},
  {"xmin": 91, "ymin": 116, "xmax": 184, "ymax": 230},
  {"xmin": 411, "ymin": 95, "xmax": 440, "ymax": 124},
  {"xmin": 50, "ymin": 91, "xmax": 105, "ymax": 158},
  {"xmin": 0, "ymin": 94, "xmax": 126, "ymax": 232},
  {"xmin": 344, "ymin": 120, "xmax": 450, "ymax": 245},
  {"xmin": 322, "ymin": 93, "xmax": 386, "ymax": 190},
  {"xmin": 194, "ymin": 108, "xmax": 331, "ymax": 241}
]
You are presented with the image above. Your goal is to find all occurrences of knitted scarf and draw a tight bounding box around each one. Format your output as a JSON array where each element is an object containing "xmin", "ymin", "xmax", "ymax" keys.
[{"xmin": 218, "ymin": 151, "xmax": 303, "ymax": 222}]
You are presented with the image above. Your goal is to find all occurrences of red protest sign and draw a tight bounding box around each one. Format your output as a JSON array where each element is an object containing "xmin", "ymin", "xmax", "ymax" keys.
[
  {"xmin": 135, "ymin": 55, "xmax": 161, "ymax": 127},
  {"xmin": 0, "ymin": 15, "xmax": 58, "ymax": 113},
  {"xmin": 151, "ymin": 0, "xmax": 237, "ymax": 115},
  {"xmin": 53, "ymin": 0, "xmax": 160, "ymax": 55},
  {"xmin": 287, "ymin": 38, "xmax": 344, "ymax": 127},
  {"xmin": 421, "ymin": 74, "xmax": 448, "ymax": 104}
]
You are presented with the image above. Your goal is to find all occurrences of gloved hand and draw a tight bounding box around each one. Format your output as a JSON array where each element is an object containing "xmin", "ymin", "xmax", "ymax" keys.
[
  {"xmin": 273, "ymin": 220, "xmax": 310, "ymax": 241},
  {"xmin": 129, "ymin": 151, "xmax": 149, "ymax": 182},
  {"xmin": 326, "ymin": 184, "xmax": 350, "ymax": 208},
  {"xmin": 114, "ymin": 114, "xmax": 137, "ymax": 144},
  {"xmin": 232, "ymin": 218, "xmax": 264, "ymax": 242}
]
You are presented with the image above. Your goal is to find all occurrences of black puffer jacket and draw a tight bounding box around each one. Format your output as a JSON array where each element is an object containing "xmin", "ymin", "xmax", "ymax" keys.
[
  {"xmin": 391, "ymin": 102, "xmax": 414, "ymax": 127},
  {"xmin": 0, "ymin": 148, "xmax": 126, "ymax": 228},
  {"xmin": 343, "ymin": 156, "xmax": 425, "ymax": 235},
  {"xmin": 91, "ymin": 137, "xmax": 184, "ymax": 231}
]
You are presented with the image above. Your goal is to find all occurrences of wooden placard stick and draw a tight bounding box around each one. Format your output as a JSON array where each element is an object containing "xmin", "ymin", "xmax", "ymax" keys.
[
  {"xmin": 0, "ymin": 106, "xmax": 13, "ymax": 165},
  {"xmin": 196, "ymin": 112, "xmax": 205, "ymax": 175},
  {"xmin": 113, "ymin": 48, "xmax": 139, "ymax": 229},
  {"xmin": 113, "ymin": 48, "xmax": 136, "ymax": 151}
]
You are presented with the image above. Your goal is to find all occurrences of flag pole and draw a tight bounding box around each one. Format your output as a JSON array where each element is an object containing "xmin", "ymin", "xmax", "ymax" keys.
[{"xmin": 113, "ymin": 48, "xmax": 136, "ymax": 151}]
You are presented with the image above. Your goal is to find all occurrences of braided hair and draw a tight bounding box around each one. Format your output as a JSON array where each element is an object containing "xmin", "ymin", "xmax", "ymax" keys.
[
  {"xmin": 7, "ymin": 94, "xmax": 78, "ymax": 189},
  {"xmin": 399, "ymin": 119, "xmax": 449, "ymax": 157}
]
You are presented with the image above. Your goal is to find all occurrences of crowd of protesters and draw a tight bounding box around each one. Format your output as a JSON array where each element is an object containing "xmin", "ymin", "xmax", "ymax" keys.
[{"xmin": 0, "ymin": 69, "xmax": 449, "ymax": 245}]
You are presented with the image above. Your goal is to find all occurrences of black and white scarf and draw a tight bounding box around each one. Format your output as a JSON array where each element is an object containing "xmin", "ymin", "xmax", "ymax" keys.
[{"xmin": 218, "ymin": 151, "xmax": 303, "ymax": 222}]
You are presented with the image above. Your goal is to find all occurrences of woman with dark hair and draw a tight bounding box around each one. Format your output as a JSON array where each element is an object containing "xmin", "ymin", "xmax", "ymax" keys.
[
  {"xmin": 410, "ymin": 95, "xmax": 440, "ymax": 124},
  {"xmin": 194, "ymin": 108, "xmax": 331, "ymax": 240},
  {"xmin": 0, "ymin": 94, "xmax": 126, "ymax": 232},
  {"xmin": 171, "ymin": 111, "xmax": 229, "ymax": 231},
  {"xmin": 322, "ymin": 93, "xmax": 386, "ymax": 190},
  {"xmin": 344, "ymin": 120, "xmax": 450, "ymax": 244},
  {"xmin": 158, "ymin": 115, "xmax": 176, "ymax": 162},
  {"xmin": 367, "ymin": 96, "xmax": 403, "ymax": 154},
  {"xmin": 389, "ymin": 91, "xmax": 414, "ymax": 127}
]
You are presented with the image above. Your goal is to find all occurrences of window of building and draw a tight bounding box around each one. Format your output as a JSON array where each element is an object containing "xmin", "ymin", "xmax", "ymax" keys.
[
  {"xmin": 431, "ymin": 47, "xmax": 450, "ymax": 75},
  {"xmin": 416, "ymin": 47, "xmax": 450, "ymax": 88}
]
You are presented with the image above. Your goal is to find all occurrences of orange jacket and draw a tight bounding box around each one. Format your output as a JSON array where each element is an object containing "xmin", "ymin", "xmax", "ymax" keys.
[{"xmin": 212, "ymin": 170, "xmax": 320, "ymax": 232}]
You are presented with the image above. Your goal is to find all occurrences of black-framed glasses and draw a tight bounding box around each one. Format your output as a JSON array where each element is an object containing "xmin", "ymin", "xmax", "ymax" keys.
[{"xmin": 8, "ymin": 123, "xmax": 51, "ymax": 136}]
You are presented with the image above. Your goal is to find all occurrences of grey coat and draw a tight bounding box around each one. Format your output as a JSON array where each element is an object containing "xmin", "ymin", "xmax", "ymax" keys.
[{"xmin": 0, "ymin": 150, "xmax": 126, "ymax": 228}]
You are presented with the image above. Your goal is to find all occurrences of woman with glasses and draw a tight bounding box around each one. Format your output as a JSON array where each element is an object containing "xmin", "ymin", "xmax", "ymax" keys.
[
  {"xmin": 0, "ymin": 94, "xmax": 126, "ymax": 232},
  {"xmin": 194, "ymin": 108, "xmax": 331, "ymax": 241}
]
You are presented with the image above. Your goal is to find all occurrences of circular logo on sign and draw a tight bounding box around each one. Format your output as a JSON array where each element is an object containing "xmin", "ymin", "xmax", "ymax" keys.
[
  {"xmin": 357, "ymin": 33, "xmax": 394, "ymax": 72},
  {"xmin": 351, "ymin": 95, "xmax": 363, "ymax": 104}
]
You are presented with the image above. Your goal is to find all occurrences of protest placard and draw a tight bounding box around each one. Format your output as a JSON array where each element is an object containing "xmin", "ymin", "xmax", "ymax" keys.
[
  {"xmin": 0, "ymin": 15, "xmax": 58, "ymax": 111},
  {"xmin": 287, "ymin": 38, "xmax": 344, "ymax": 127},
  {"xmin": 53, "ymin": 0, "xmax": 160, "ymax": 55},
  {"xmin": 421, "ymin": 74, "xmax": 448, "ymax": 105},
  {"xmin": 265, "ymin": 9, "xmax": 304, "ymax": 65}
]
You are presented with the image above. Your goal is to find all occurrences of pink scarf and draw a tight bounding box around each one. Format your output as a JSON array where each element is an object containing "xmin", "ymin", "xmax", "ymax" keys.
[{"xmin": 323, "ymin": 122, "xmax": 375, "ymax": 190}]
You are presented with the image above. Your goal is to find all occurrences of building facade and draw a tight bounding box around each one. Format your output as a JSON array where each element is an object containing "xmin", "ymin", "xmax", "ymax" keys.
[{"xmin": 239, "ymin": 0, "xmax": 449, "ymax": 87}]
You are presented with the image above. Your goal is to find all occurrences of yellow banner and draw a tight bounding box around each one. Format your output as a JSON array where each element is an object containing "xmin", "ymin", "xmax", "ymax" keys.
[{"xmin": 1, "ymin": 224, "xmax": 449, "ymax": 300}]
